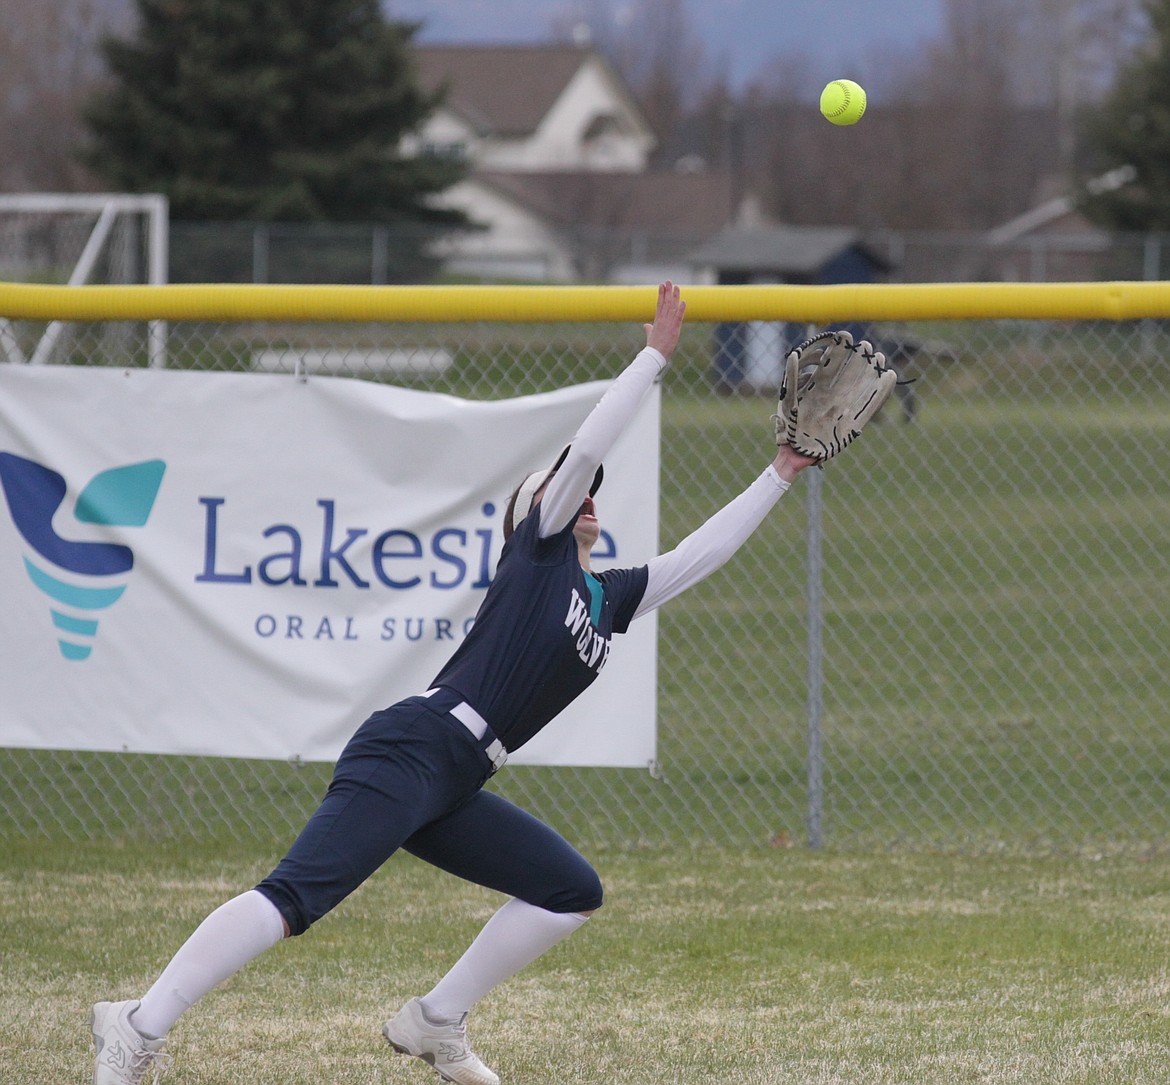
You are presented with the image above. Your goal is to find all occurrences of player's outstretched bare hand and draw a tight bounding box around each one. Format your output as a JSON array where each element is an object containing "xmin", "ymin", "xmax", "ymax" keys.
[{"xmin": 644, "ymin": 281, "xmax": 686, "ymax": 361}]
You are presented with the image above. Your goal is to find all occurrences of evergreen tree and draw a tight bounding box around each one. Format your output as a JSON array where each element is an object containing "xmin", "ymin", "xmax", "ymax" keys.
[
  {"xmin": 1077, "ymin": 0, "xmax": 1170, "ymax": 230},
  {"xmin": 84, "ymin": 0, "xmax": 465, "ymax": 225}
]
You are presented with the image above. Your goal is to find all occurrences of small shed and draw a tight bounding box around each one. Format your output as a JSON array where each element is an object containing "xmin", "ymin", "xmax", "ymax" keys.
[{"xmin": 688, "ymin": 225, "xmax": 892, "ymax": 392}]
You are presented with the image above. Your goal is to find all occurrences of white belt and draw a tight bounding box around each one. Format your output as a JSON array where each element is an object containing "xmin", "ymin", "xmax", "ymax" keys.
[
  {"xmin": 449, "ymin": 699, "xmax": 489, "ymax": 739},
  {"xmin": 425, "ymin": 689, "xmax": 508, "ymax": 772}
]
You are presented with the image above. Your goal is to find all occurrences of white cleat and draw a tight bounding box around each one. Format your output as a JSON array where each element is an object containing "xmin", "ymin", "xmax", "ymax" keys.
[
  {"xmin": 91, "ymin": 1000, "xmax": 170, "ymax": 1085},
  {"xmin": 383, "ymin": 997, "xmax": 500, "ymax": 1085}
]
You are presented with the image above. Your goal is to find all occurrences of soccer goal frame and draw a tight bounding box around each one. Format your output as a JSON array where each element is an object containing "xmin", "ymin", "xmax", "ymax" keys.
[{"xmin": 0, "ymin": 193, "xmax": 169, "ymax": 369}]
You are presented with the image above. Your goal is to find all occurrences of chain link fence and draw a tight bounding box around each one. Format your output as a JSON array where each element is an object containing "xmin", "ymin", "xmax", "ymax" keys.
[
  {"xmin": 5, "ymin": 197, "xmax": 1170, "ymax": 288},
  {"xmin": 163, "ymin": 222, "xmax": 1170, "ymax": 288},
  {"xmin": 1, "ymin": 302, "xmax": 1168, "ymax": 855}
]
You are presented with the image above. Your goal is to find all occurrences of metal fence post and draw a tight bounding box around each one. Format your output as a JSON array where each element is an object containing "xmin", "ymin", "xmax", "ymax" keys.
[
  {"xmin": 805, "ymin": 464, "xmax": 824, "ymax": 850},
  {"xmin": 147, "ymin": 194, "xmax": 169, "ymax": 369},
  {"xmin": 253, "ymin": 224, "xmax": 269, "ymax": 284}
]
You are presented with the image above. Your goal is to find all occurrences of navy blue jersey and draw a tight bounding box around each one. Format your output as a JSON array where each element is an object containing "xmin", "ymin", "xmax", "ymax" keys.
[{"xmin": 429, "ymin": 506, "xmax": 648, "ymax": 752}]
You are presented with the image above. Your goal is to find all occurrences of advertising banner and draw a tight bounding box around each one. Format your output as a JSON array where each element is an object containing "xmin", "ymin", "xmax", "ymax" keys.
[{"xmin": 0, "ymin": 365, "xmax": 659, "ymax": 767}]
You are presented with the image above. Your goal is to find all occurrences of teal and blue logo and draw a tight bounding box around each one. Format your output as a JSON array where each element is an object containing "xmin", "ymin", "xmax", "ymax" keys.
[{"xmin": 0, "ymin": 453, "xmax": 166, "ymax": 660}]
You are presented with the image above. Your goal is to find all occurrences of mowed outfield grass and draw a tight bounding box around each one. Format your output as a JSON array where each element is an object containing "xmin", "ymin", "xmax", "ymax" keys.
[{"xmin": 5, "ymin": 836, "xmax": 1170, "ymax": 1085}]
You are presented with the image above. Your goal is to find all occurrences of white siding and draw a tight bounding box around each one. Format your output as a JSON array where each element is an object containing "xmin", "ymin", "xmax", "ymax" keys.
[{"xmin": 429, "ymin": 180, "xmax": 577, "ymax": 282}]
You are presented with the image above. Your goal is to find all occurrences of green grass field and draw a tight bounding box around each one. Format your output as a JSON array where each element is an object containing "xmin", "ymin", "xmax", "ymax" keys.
[
  {"xmin": 5, "ymin": 317, "xmax": 1170, "ymax": 1081},
  {"xmin": 6, "ymin": 837, "xmax": 1170, "ymax": 1084}
]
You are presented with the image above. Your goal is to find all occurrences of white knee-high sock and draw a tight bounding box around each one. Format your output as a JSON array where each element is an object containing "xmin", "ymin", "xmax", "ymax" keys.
[
  {"xmin": 421, "ymin": 899, "xmax": 590, "ymax": 1019},
  {"xmin": 130, "ymin": 890, "xmax": 286, "ymax": 1039}
]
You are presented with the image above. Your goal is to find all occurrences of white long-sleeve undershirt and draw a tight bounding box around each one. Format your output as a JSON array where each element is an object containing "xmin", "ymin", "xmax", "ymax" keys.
[
  {"xmin": 632, "ymin": 465, "xmax": 791, "ymax": 620},
  {"xmin": 538, "ymin": 346, "xmax": 667, "ymax": 537},
  {"xmin": 534, "ymin": 343, "xmax": 794, "ymax": 618}
]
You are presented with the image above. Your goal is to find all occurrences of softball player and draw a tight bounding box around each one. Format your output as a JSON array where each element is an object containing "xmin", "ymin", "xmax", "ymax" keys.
[{"xmin": 91, "ymin": 282, "xmax": 821, "ymax": 1085}]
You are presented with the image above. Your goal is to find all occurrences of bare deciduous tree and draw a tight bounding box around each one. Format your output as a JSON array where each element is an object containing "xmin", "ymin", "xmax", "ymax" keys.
[
  {"xmin": 0, "ymin": 0, "xmax": 134, "ymax": 191},
  {"xmin": 731, "ymin": 0, "xmax": 1144, "ymax": 231},
  {"xmin": 0, "ymin": 0, "xmax": 1149, "ymax": 237}
]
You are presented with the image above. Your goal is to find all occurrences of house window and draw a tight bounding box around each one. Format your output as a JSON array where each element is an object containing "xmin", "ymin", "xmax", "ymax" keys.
[
  {"xmin": 582, "ymin": 114, "xmax": 625, "ymax": 144},
  {"xmin": 420, "ymin": 141, "xmax": 468, "ymax": 163}
]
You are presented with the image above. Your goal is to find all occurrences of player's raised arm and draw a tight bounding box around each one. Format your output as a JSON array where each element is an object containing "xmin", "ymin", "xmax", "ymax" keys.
[
  {"xmin": 644, "ymin": 280, "xmax": 686, "ymax": 359},
  {"xmin": 537, "ymin": 282, "xmax": 685, "ymax": 537},
  {"xmin": 631, "ymin": 327, "xmax": 897, "ymax": 618}
]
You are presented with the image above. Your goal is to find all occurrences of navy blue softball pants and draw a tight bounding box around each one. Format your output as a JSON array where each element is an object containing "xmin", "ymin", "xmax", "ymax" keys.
[{"xmin": 255, "ymin": 689, "xmax": 603, "ymax": 936}]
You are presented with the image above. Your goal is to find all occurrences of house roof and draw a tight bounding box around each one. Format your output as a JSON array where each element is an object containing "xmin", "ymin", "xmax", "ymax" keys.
[
  {"xmin": 473, "ymin": 170, "xmax": 735, "ymax": 236},
  {"xmin": 413, "ymin": 44, "xmax": 611, "ymax": 137},
  {"xmin": 688, "ymin": 225, "xmax": 889, "ymax": 274}
]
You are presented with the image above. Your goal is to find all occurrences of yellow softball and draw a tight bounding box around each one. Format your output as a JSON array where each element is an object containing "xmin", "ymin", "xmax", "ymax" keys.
[{"xmin": 820, "ymin": 79, "xmax": 867, "ymax": 126}]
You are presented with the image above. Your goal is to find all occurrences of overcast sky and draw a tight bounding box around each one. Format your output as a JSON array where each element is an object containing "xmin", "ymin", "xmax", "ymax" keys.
[{"xmin": 385, "ymin": 0, "xmax": 944, "ymax": 93}]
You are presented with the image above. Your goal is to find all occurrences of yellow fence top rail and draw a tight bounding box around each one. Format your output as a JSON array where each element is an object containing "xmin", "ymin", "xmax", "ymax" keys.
[{"xmin": 4, "ymin": 280, "xmax": 1170, "ymax": 323}]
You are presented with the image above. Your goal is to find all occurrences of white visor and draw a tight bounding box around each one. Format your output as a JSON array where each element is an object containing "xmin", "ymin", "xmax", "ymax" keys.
[
  {"xmin": 510, "ymin": 448, "xmax": 604, "ymax": 533},
  {"xmin": 511, "ymin": 468, "xmax": 554, "ymax": 531}
]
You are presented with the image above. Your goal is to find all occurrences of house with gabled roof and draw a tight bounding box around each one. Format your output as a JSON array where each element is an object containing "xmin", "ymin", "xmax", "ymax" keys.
[
  {"xmin": 411, "ymin": 44, "xmax": 656, "ymax": 173},
  {"xmin": 406, "ymin": 43, "xmax": 737, "ymax": 282}
]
